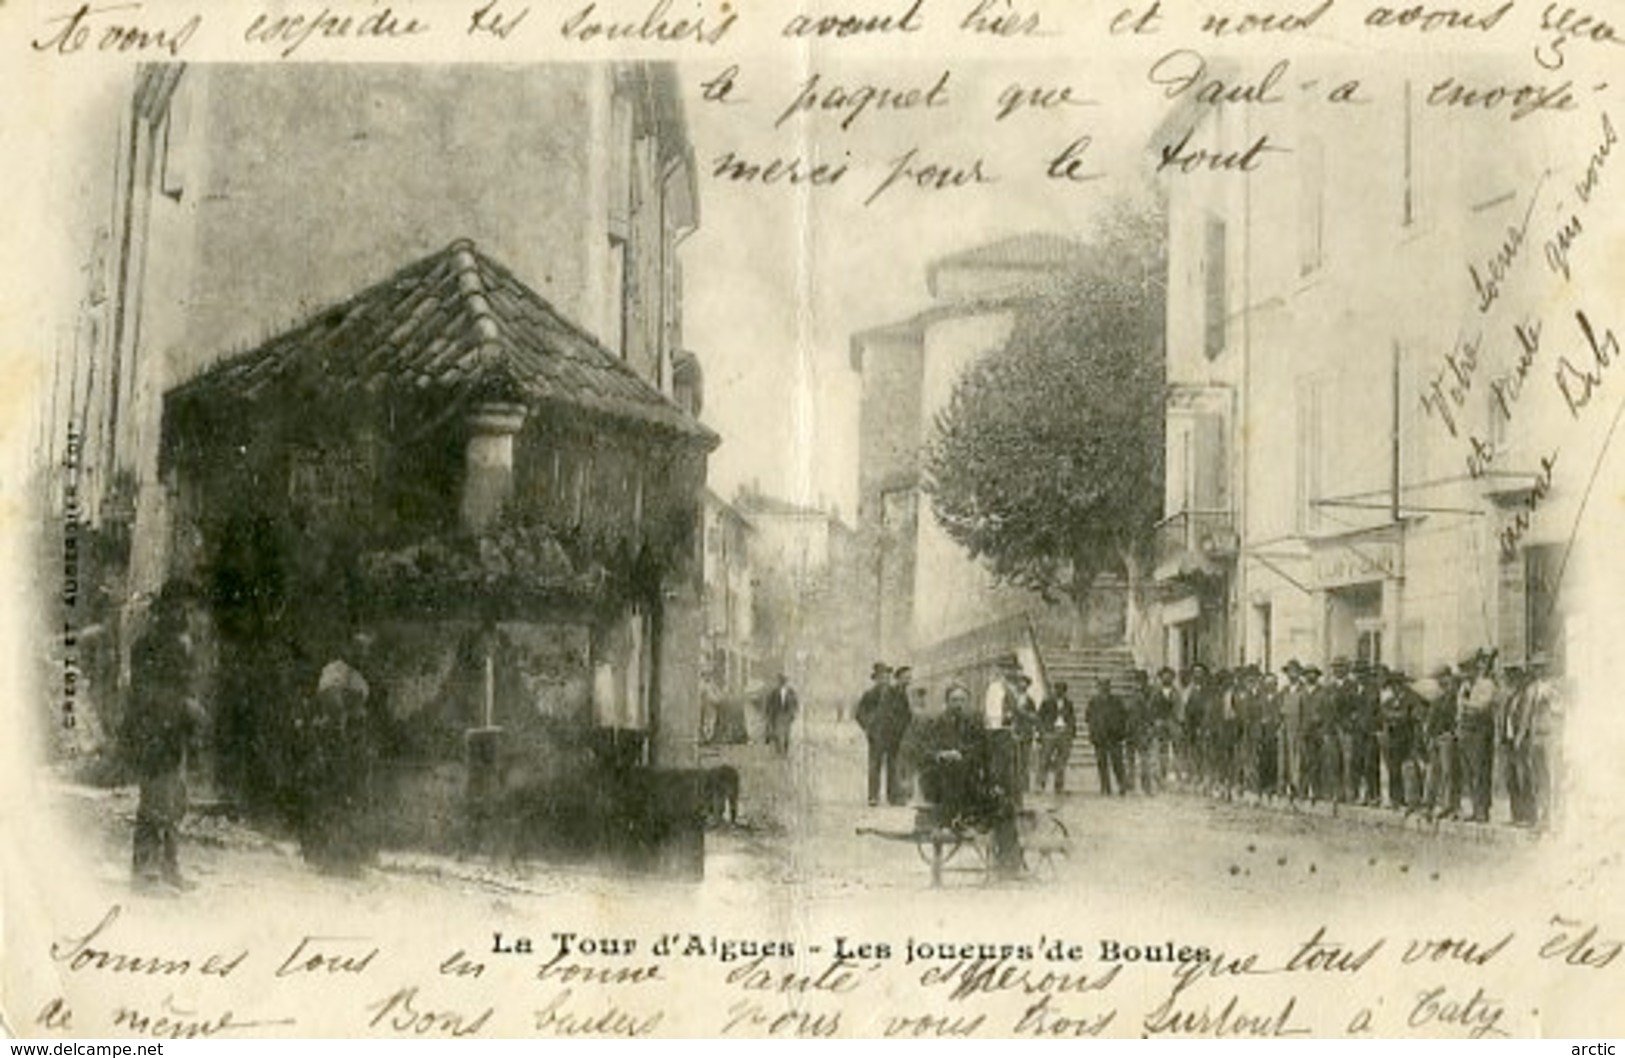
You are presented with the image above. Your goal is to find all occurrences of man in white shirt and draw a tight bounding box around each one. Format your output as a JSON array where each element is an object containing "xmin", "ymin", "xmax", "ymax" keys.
[{"xmin": 983, "ymin": 657, "xmax": 1022, "ymax": 803}]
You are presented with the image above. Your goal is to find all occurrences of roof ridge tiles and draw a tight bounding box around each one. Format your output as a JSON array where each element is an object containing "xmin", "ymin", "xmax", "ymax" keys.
[{"xmin": 166, "ymin": 238, "xmax": 718, "ymax": 447}]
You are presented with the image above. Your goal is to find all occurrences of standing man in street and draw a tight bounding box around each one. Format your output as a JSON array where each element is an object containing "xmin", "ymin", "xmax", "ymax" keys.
[
  {"xmin": 892, "ymin": 666, "xmax": 919, "ymax": 798},
  {"xmin": 1500, "ymin": 664, "xmax": 1535, "ymax": 825},
  {"xmin": 1036, "ymin": 680, "xmax": 1077, "ymax": 794},
  {"xmin": 126, "ymin": 583, "xmax": 206, "ymax": 892},
  {"xmin": 1379, "ymin": 668, "xmax": 1416, "ymax": 810},
  {"xmin": 762, "ymin": 673, "xmax": 799, "ymax": 756},
  {"xmin": 983, "ymin": 657, "xmax": 1023, "ymax": 805},
  {"xmin": 855, "ymin": 662, "xmax": 910, "ymax": 806},
  {"xmin": 1459, "ymin": 650, "xmax": 1500, "ymax": 823},
  {"xmin": 1278, "ymin": 661, "xmax": 1306, "ymax": 804},
  {"xmin": 1012, "ymin": 673, "xmax": 1040, "ymax": 794},
  {"xmin": 1422, "ymin": 665, "xmax": 1461, "ymax": 820},
  {"xmin": 1300, "ymin": 666, "xmax": 1326, "ymax": 806},
  {"xmin": 1326, "ymin": 658, "xmax": 1355, "ymax": 806},
  {"xmin": 1129, "ymin": 669, "xmax": 1161, "ymax": 796},
  {"xmin": 1086, "ymin": 676, "xmax": 1128, "ymax": 797}
]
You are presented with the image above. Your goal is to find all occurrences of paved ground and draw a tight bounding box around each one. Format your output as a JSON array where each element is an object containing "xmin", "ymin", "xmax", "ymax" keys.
[
  {"xmin": 710, "ymin": 714, "xmax": 1531, "ymax": 902},
  {"xmin": 53, "ymin": 709, "xmax": 1541, "ymax": 912}
]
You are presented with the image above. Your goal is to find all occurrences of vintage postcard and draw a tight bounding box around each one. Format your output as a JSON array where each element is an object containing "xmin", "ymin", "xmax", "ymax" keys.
[{"xmin": 2, "ymin": 0, "xmax": 1623, "ymax": 1039}]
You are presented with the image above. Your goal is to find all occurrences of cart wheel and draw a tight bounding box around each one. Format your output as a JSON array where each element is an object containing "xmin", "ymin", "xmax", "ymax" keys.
[
  {"xmin": 1021, "ymin": 811, "xmax": 1072, "ymax": 875},
  {"xmin": 915, "ymin": 829, "xmax": 963, "ymax": 888}
]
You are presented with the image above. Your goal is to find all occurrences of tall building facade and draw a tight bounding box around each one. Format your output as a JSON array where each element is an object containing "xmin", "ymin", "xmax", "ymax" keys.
[{"xmin": 1155, "ymin": 65, "xmax": 1584, "ymax": 674}]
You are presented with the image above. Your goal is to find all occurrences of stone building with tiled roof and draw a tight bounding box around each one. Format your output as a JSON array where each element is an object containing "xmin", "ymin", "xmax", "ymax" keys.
[
  {"xmin": 161, "ymin": 239, "xmax": 717, "ymax": 848},
  {"xmin": 58, "ymin": 64, "xmax": 717, "ymax": 860}
]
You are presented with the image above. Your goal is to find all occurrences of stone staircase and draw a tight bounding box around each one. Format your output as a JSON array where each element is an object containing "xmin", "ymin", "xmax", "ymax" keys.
[{"xmin": 1034, "ymin": 643, "xmax": 1140, "ymax": 782}]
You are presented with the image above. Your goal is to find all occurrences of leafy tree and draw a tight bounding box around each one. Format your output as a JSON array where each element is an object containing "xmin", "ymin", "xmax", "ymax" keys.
[{"xmin": 923, "ymin": 200, "xmax": 1166, "ymax": 642}]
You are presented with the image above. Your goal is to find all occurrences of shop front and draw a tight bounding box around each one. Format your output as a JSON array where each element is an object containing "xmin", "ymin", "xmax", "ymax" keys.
[{"xmin": 1311, "ymin": 529, "xmax": 1403, "ymax": 668}]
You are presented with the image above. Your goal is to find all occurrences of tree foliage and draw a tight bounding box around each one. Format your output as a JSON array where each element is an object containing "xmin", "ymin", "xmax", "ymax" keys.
[{"xmin": 923, "ymin": 201, "xmax": 1167, "ymax": 606}]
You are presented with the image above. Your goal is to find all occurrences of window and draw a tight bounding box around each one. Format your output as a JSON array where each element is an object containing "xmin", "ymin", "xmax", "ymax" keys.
[
  {"xmin": 1168, "ymin": 411, "xmax": 1228, "ymax": 516},
  {"xmin": 1203, "ymin": 216, "xmax": 1227, "ymax": 360},
  {"xmin": 1525, "ymin": 543, "xmax": 1561, "ymax": 661}
]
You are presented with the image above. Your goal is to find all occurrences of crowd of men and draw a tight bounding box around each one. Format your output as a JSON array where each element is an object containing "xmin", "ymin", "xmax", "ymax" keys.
[
  {"xmin": 1078, "ymin": 651, "xmax": 1564, "ymax": 827},
  {"xmin": 854, "ymin": 650, "xmax": 1564, "ymax": 830}
]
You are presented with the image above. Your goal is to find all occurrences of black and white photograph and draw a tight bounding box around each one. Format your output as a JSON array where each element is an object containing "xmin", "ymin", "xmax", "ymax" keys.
[{"xmin": 3, "ymin": 3, "xmax": 1624, "ymax": 1039}]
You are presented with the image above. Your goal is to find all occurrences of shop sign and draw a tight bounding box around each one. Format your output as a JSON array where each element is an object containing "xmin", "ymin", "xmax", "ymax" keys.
[{"xmin": 1312, "ymin": 540, "xmax": 1399, "ymax": 589}]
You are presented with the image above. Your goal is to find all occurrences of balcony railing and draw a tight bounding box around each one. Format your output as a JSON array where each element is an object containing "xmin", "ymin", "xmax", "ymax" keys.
[{"xmin": 1155, "ymin": 509, "xmax": 1238, "ymax": 573}]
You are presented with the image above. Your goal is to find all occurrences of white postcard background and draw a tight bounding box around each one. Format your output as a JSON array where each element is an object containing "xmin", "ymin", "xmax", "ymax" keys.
[{"xmin": 2, "ymin": 0, "xmax": 1624, "ymax": 1039}]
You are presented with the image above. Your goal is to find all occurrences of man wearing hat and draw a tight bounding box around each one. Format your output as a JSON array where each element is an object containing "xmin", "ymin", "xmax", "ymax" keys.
[
  {"xmin": 1037, "ymin": 680, "xmax": 1078, "ymax": 794},
  {"xmin": 1086, "ymin": 675, "xmax": 1128, "ymax": 796},
  {"xmin": 1421, "ymin": 664, "xmax": 1461, "ymax": 820},
  {"xmin": 1377, "ymin": 668, "xmax": 1416, "ymax": 809},
  {"xmin": 1325, "ymin": 657, "xmax": 1358, "ymax": 805},
  {"xmin": 1309, "ymin": 663, "xmax": 1342, "ymax": 805},
  {"xmin": 855, "ymin": 662, "xmax": 911, "ymax": 806},
  {"xmin": 1499, "ymin": 663, "xmax": 1535, "ymax": 825},
  {"xmin": 1351, "ymin": 660, "xmax": 1382, "ymax": 806},
  {"xmin": 1278, "ymin": 661, "xmax": 1307, "ymax": 803}
]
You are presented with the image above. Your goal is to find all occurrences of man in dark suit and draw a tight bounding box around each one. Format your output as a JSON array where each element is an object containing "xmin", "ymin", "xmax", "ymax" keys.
[
  {"xmin": 762, "ymin": 673, "xmax": 799, "ymax": 756},
  {"xmin": 855, "ymin": 662, "xmax": 910, "ymax": 805},
  {"xmin": 1086, "ymin": 676, "xmax": 1128, "ymax": 796},
  {"xmin": 1036, "ymin": 680, "xmax": 1077, "ymax": 794}
]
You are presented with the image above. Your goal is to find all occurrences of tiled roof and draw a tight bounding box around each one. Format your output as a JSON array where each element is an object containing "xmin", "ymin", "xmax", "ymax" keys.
[{"xmin": 167, "ymin": 239, "xmax": 718, "ymax": 446}]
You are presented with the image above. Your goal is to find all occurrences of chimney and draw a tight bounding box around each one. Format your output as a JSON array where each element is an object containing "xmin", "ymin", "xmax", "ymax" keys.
[{"xmin": 459, "ymin": 402, "xmax": 528, "ymax": 533}]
